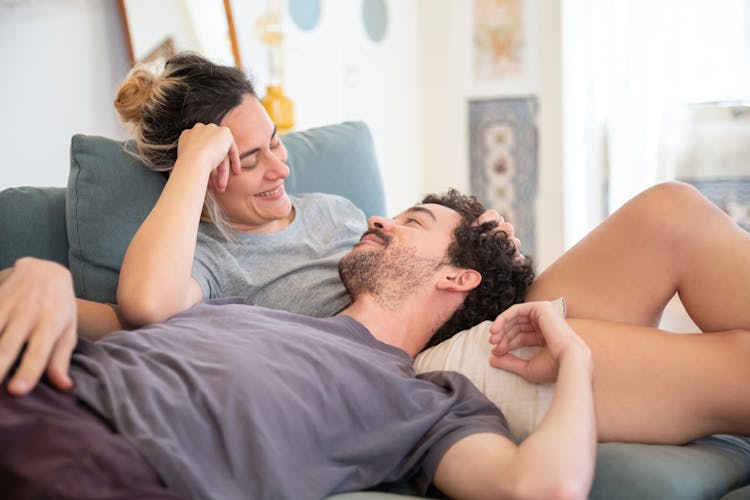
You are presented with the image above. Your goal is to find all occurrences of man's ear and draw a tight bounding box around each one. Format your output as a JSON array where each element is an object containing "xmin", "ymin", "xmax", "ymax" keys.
[{"xmin": 437, "ymin": 268, "xmax": 482, "ymax": 292}]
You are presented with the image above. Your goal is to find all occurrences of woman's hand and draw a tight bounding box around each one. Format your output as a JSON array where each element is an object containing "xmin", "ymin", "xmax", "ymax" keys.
[
  {"xmin": 488, "ymin": 301, "xmax": 591, "ymax": 384},
  {"xmin": 0, "ymin": 258, "xmax": 78, "ymax": 396},
  {"xmin": 176, "ymin": 123, "xmax": 241, "ymax": 193}
]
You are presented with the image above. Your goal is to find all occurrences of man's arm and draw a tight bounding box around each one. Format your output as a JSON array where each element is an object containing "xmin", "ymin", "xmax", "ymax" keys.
[{"xmin": 433, "ymin": 301, "xmax": 596, "ymax": 500}]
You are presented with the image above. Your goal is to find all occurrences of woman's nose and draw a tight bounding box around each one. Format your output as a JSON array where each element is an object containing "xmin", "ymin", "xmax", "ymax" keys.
[
  {"xmin": 264, "ymin": 155, "xmax": 290, "ymax": 180},
  {"xmin": 368, "ymin": 215, "xmax": 394, "ymax": 231}
]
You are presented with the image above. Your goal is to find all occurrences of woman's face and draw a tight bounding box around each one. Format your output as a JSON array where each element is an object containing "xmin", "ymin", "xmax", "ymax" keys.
[{"xmin": 214, "ymin": 95, "xmax": 293, "ymax": 233}]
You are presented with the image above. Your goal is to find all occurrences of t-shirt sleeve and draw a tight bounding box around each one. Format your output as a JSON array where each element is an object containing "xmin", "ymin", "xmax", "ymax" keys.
[
  {"xmin": 414, "ymin": 371, "xmax": 511, "ymax": 494},
  {"xmin": 192, "ymin": 226, "xmax": 224, "ymax": 299}
]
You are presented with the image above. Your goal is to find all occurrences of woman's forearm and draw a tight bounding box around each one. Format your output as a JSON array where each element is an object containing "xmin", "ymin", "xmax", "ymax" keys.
[
  {"xmin": 76, "ymin": 299, "xmax": 126, "ymax": 340},
  {"xmin": 117, "ymin": 159, "xmax": 208, "ymax": 326}
]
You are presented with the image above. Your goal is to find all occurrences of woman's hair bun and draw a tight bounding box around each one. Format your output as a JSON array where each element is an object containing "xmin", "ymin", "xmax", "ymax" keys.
[{"xmin": 113, "ymin": 65, "xmax": 158, "ymax": 125}]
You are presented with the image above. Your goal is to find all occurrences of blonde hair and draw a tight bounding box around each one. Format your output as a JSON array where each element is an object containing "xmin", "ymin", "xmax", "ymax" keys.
[{"xmin": 113, "ymin": 52, "xmax": 256, "ymax": 239}]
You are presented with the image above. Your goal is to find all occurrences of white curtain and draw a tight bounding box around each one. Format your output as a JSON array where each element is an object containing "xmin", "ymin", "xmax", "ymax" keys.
[{"xmin": 563, "ymin": 0, "xmax": 750, "ymax": 246}]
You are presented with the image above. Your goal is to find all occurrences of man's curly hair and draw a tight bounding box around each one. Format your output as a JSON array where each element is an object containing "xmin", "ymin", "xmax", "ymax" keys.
[{"xmin": 421, "ymin": 189, "xmax": 535, "ymax": 350}]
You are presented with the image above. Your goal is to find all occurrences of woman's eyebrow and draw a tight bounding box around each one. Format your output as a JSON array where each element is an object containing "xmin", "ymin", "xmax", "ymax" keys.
[{"xmin": 238, "ymin": 125, "xmax": 278, "ymax": 160}]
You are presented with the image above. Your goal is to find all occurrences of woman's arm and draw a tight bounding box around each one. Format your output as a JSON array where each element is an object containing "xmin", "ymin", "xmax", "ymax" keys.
[
  {"xmin": 76, "ymin": 299, "xmax": 125, "ymax": 340},
  {"xmin": 117, "ymin": 124, "xmax": 240, "ymax": 327},
  {"xmin": 434, "ymin": 302, "xmax": 596, "ymax": 499}
]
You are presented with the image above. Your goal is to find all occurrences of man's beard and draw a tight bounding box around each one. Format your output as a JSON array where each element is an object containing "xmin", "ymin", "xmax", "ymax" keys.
[{"xmin": 339, "ymin": 231, "xmax": 445, "ymax": 310}]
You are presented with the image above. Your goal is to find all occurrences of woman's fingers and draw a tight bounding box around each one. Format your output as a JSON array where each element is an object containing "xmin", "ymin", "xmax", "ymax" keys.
[
  {"xmin": 214, "ymin": 157, "xmax": 231, "ymax": 192},
  {"xmin": 228, "ymin": 140, "xmax": 241, "ymax": 175}
]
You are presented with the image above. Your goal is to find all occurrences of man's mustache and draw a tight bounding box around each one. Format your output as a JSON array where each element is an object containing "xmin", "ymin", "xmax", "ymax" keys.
[{"xmin": 360, "ymin": 228, "xmax": 392, "ymax": 246}]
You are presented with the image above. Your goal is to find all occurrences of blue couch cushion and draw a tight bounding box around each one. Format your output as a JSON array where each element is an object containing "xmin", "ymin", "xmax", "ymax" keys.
[
  {"xmin": 0, "ymin": 187, "xmax": 69, "ymax": 269},
  {"xmin": 66, "ymin": 121, "xmax": 385, "ymax": 303},
  {"xmin": 590, "ymin": 437, "xmax": 750, "ymax": 499},
  {"xmin": 283, "ymin": 121, "xmax": 385, "ymax": 218},
  {"xmin": 67, "ymin": 135, "xmax": 166, "ymax": 303}
]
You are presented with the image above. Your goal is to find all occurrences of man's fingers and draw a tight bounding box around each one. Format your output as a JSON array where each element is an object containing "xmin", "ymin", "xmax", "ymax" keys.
[
  {"xmin": 474, "ymin": 209, "xmax": 502, "ymax": 226},
  {"xmin": 0, "ymin": 315, "xmax": 33, "ymax": 384},
  {"xmin": 46, "ymin": 326, "xmax": 76, "ymax": 392},
  {"xmin": 7, "ymin": 323, "xmax": 56, "ymax": 396},
  {"xmin": 489, "ymin": 353, "xmax": 528, "ymax": 377}
]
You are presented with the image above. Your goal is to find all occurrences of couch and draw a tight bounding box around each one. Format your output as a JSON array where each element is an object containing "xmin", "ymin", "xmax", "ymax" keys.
[{"xmin": 1, "ymin": 121, "xmax": 749, "ymax": 499}]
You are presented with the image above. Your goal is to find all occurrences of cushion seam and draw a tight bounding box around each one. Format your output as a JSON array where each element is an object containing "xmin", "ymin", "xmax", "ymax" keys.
[{"xmin": 69, "ymin": 136, "xmax": 87, "ymax": 296}]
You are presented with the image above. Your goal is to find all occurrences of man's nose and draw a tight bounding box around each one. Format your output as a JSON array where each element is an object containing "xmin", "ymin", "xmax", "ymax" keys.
[{"xmin": 367, "ymin": 215, "xmax": 394, "ymax": 231}]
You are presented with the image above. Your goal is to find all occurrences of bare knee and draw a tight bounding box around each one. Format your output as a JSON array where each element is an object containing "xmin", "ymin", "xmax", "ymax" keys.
[
  {"xmin": 633, "ymin": 181, "xmax": 707, "ymax": 215},
  {"xmin": 619, "ymin": 181, "xmax": 722, "ymax": 241}
]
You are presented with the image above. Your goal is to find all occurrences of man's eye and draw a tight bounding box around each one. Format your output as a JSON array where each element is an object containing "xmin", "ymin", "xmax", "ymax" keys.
[
  {"xmin": 270, "ymin": 139, "xmax": 281, "ymax": 149},
  {"xmin": 405, "ymin": 217, "xmax": 421, "ymax": 225}
]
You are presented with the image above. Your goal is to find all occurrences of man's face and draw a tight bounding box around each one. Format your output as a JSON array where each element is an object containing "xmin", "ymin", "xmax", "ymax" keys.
[{"xmin": 338, "ymin": 204, "xmax": 462, "ymax": 308}]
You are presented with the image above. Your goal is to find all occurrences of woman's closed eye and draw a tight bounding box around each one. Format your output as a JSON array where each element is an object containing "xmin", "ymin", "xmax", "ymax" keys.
[{"xmin": 240, "ymin": 153, "xmax": 259, "ymax": 170}]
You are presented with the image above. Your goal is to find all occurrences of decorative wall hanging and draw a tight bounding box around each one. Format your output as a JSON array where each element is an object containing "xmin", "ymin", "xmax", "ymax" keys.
[
  {"xmin": 467, "ymin": 0, "xmax": 539, "ymax": 97},
  {"xmin": 469, "ymin": 97, "xmax": 538, "ymax": 259}
]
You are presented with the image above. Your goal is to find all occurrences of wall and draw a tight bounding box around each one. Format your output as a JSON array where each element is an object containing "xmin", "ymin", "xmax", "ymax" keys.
[
  {"xmin": 0, "ymin": 0, "xmax": 564, "ymax": 268},
  {"xmin": 417, "ymin": 0, "xmax": 564, "ymax": 271},
  {"xmin": 0, "ymin": 0, "xmax": 423, "ymax": 216},
  {"xmin": 0, "ymin": 0, "xmax": 130, "ymax": 190}
]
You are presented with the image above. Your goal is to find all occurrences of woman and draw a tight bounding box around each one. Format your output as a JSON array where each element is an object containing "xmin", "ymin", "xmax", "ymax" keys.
[{"xmin": 114, "ymin": 52, "xmax": 367, "ymax": 326}]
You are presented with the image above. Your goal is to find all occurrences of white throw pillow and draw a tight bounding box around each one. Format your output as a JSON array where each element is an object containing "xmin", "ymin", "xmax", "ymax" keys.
[{"xmin": 413, "ymin": 299, "xmax": 565, "ymax": 442}]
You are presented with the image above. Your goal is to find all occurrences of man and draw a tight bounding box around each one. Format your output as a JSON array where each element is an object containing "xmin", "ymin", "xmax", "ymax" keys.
[{"xmin": 0, "ymin": 190, "xmax": 596, "ymax": 499}]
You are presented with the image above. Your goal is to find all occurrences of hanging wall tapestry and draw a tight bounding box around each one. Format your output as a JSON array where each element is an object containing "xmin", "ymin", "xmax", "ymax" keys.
[{"xmin": 469, "ymin": 96, "xmax": 538, "ymax": 259}]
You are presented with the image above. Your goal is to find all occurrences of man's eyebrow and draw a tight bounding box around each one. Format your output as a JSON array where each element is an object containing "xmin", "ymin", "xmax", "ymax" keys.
[
  {"xmin": 404, "ymin": 206, "xmax": 437, "ymax": 222},
  {"xmin": 239, "ymin": 125, "xmax": 278, "ymax": 160}
]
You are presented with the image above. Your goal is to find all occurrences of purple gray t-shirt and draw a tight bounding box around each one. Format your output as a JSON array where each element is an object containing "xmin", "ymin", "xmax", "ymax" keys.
[{"xmin": 71, "ymin": 301, "xmax": 509, "ymax": 499}]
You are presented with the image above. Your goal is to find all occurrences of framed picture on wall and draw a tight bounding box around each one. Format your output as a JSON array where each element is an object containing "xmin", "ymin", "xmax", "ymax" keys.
[
  {"xmin": 466, "ymin": 0, "xmax": 539, "ymax": 97},
  {"xmin": 469, "ymin": 96, "xmax": 538, "ymax": 259}
]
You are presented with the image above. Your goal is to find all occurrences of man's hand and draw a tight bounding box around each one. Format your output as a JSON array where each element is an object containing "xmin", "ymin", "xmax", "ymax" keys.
[
  {"xmin": 474, "ymin": 209, "xmax": 524, "ymax": 260},
  {"xmin": 488, "ymin": 301, "xmax": 591, "ymax": 384},
  {"xmin": 0, "ymin": 257, "xmax": 77, "ymax": 395}
]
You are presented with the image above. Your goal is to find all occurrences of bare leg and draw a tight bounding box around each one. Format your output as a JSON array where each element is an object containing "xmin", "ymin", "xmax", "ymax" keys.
[
  {"xmin": 570, "ymin": 318, "xmax": 750, "ymax": 443},
  {"xmin": 528, "ymin": 182, "xmax": 750, "ymax": 331}
]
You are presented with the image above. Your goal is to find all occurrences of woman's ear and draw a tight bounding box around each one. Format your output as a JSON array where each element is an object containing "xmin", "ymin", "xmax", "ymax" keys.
[{"xmin": 437, "ymin": 268, "xmax": 482, "ymax": 292}]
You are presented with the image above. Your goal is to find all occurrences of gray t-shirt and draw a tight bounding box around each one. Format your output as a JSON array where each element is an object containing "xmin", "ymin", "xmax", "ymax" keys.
[
  {"xmin": 71, "ymin": 301, "xmax": 509, "ymax": 500},
  {"xmin": 192, "ymin": 193, "xmax": 366, "ymax": 318}
]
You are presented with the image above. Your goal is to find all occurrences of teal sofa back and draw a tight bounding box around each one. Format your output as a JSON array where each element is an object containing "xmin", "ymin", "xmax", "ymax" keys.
[
  {"xmin": 0, "ymin": 121, "xmax": 384, "ymax": 303},
  {"xmin": 0, "ymin": 186, "xmax": 68, "ymax": 268}
]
